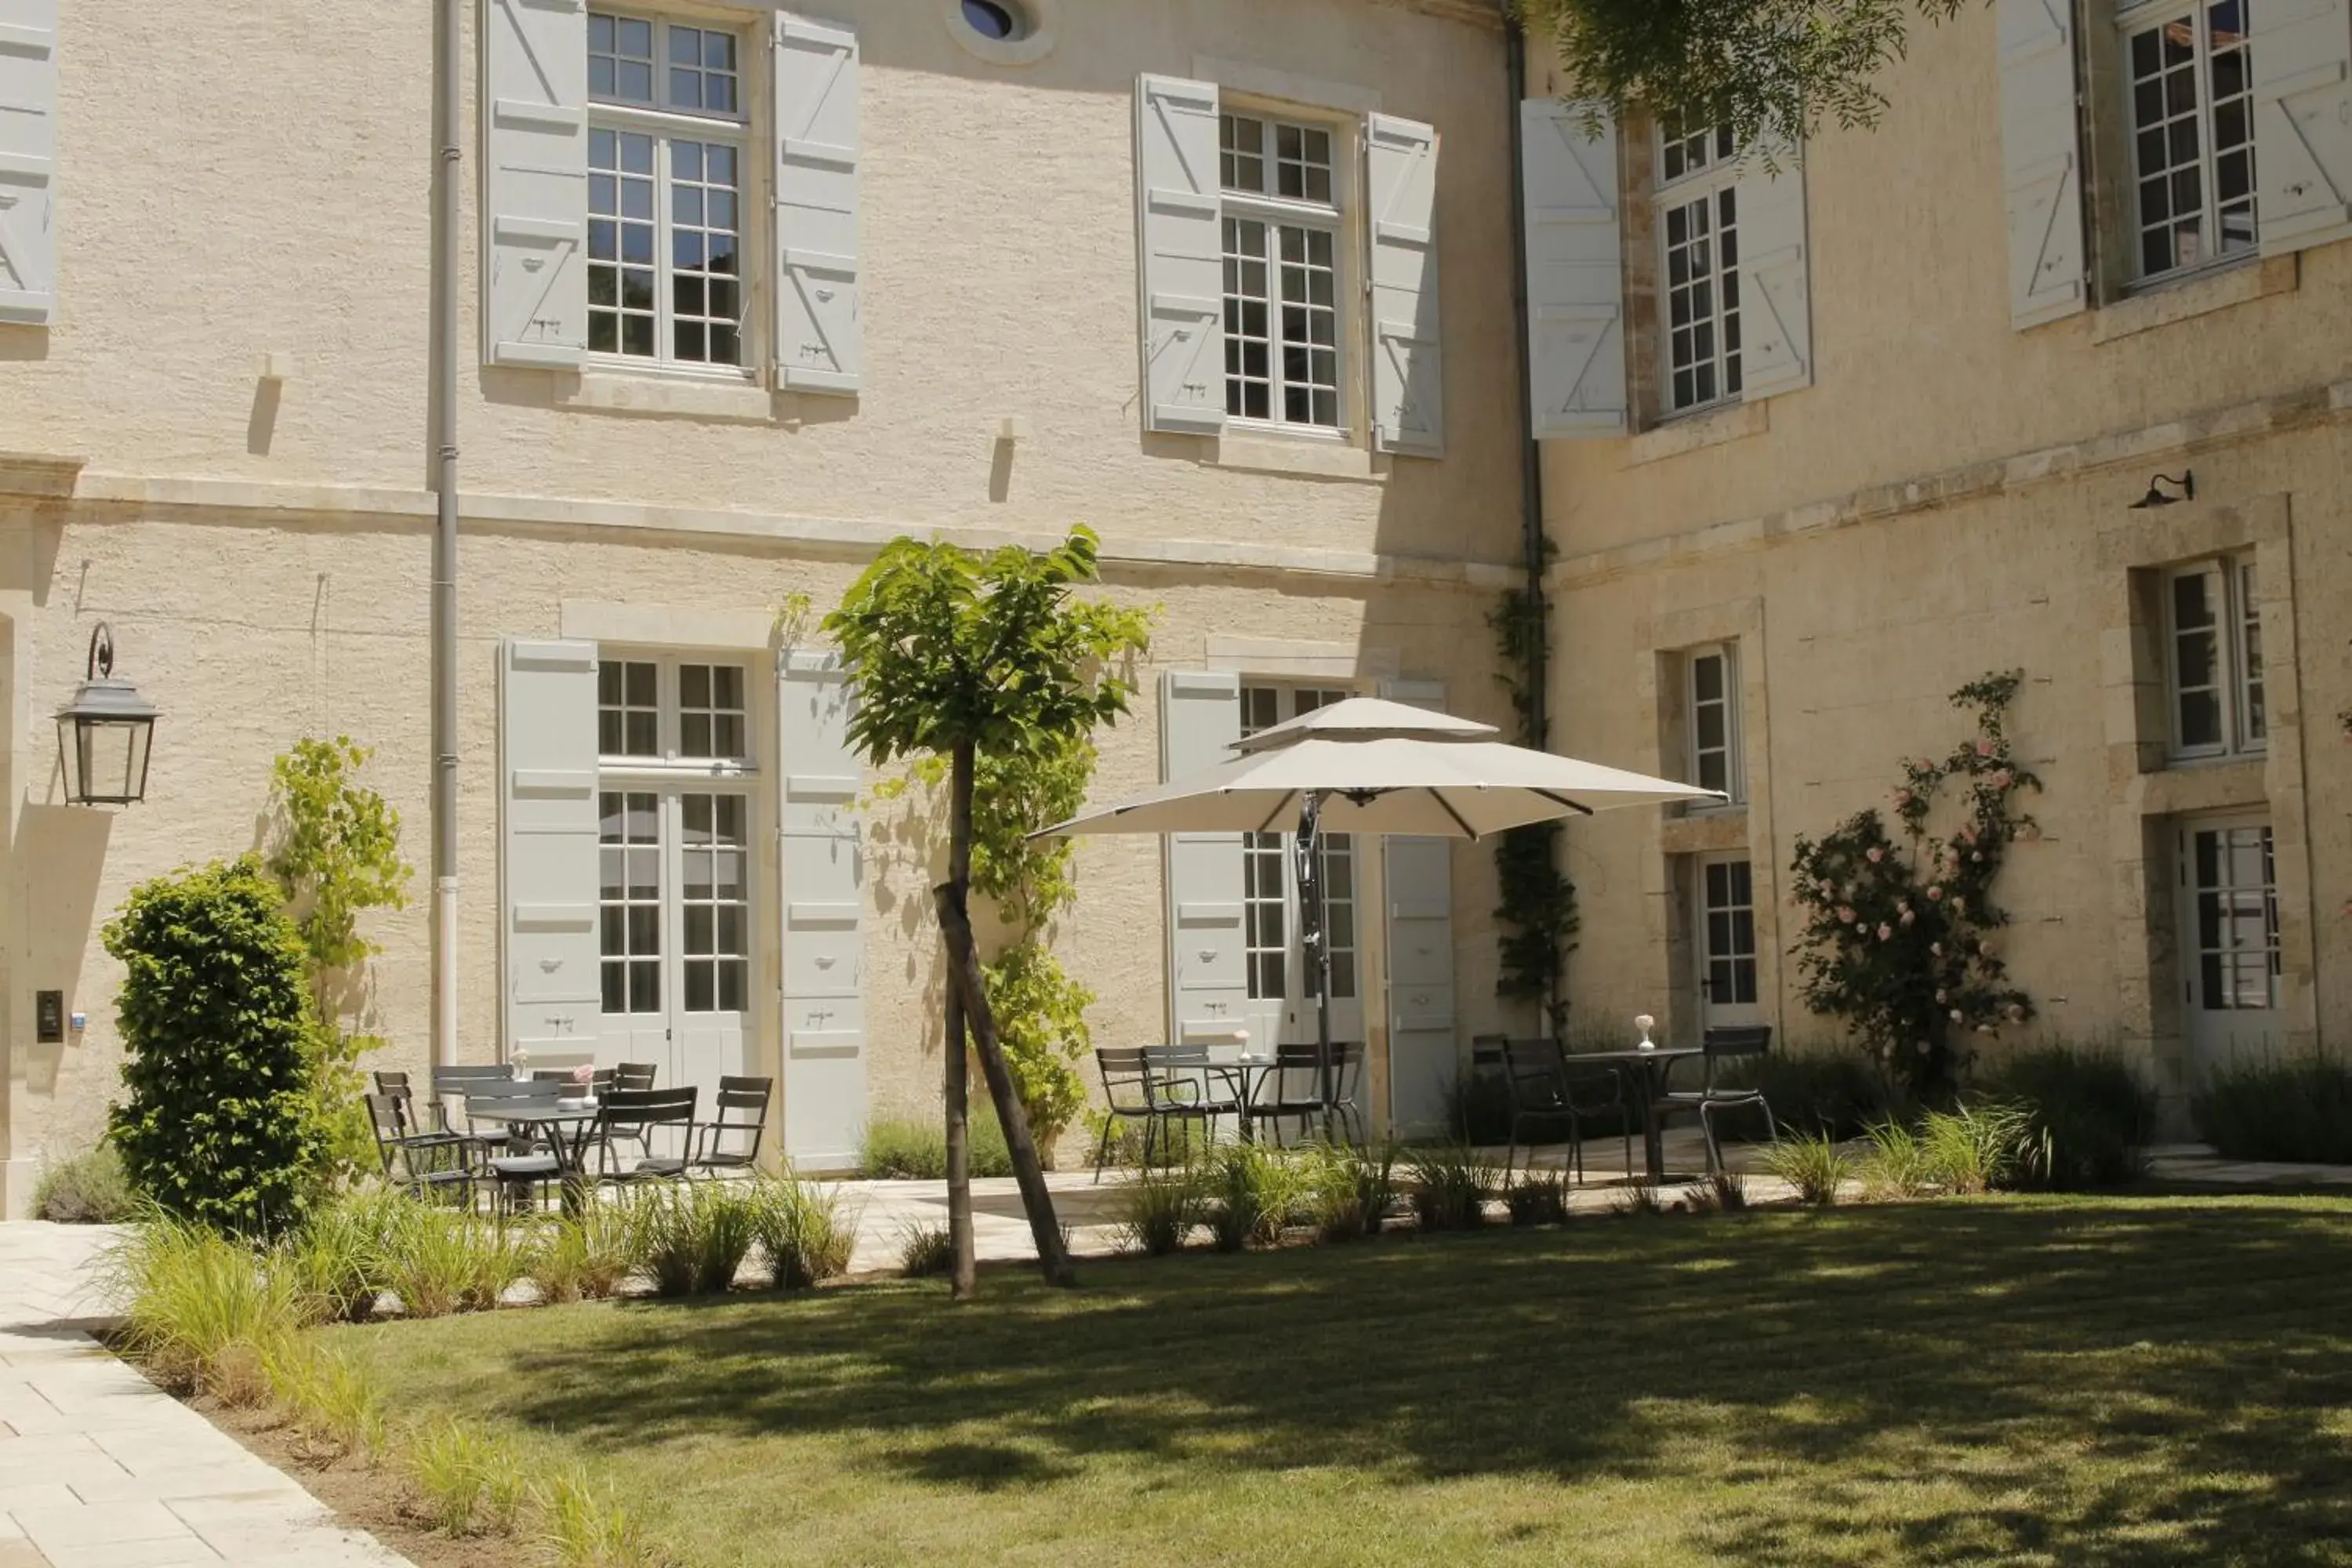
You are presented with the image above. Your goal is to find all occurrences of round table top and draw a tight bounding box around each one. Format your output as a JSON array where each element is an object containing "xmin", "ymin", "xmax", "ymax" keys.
[{"xmin": 1570, "ymin": 1045, "xmax": 1704, "ymax": 1064}]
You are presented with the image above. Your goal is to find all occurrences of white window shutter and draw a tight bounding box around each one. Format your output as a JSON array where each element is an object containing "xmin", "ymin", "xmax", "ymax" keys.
[
  {"xmin": 1735, "ymin": 143, "xmax": 1813, "ymax": 401},
  {"xmin": 1522, "ymin": 100, "xmax": 1626, "ymax": 437},
  {"xmin": 772, "ymin": 16, "xmax": 861, "ymax": 394},
  {"xmin": 1134, "ymin": 75, "xmax": 1225, "ymax": 436},
  {"xmin": 483, "ymin": 0, "xmax": 587, "ymax": 367},
  {"xmin": 0, "ymin": 0, "xmax": 57, "ymax": 325},
  {"xmin": 1367, "ymin": 114, "xmax": 1445, "ymax": 456},
  {"xmin": 2253, "ymin": 0, "xmax": 2352, "ymax": 254},
  {"xmin": 1378, "ymin": 678, "xmax": 1457, "ymax": 1139},
  {"xmin": 1160, "ymin": 671, "xmax": 1247, "ymax": 1046},
  {"xmin": 1998, "ymin": 0, "xmax": 2087, "ymax": 327},
  {"xmin": 500, "ymin": 640, "xmax": 601, "ymax": 1066},
  {"xmin": 779, "ymin": 648, "xmax": 868, "ymax": 1171}
]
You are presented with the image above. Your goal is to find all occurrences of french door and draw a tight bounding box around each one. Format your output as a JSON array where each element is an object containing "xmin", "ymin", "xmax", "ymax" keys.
[
  {"xmin": 1694, "ymin": 855, "xmax": 1763, "ymax": 1031},
  {"xmin": 1239, "ymin": 685, "xmax": 1365, "ymax": 1047},
  {"xmin": 2178, "ymin": 815, "xmax": 2281, "ymax": 1076},
  {"xmin": 597, "ymin": 786, "xmax": 753, "ymax": 1091}
]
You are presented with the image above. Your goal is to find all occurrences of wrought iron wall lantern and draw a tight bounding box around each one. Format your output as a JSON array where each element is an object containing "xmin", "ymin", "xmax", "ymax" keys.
[
  {"xmin": 56, "ymin": 622, "xmax": 159, "ymax": 806},
  {"xmin": 2129, "ymin": 470, "xmax": 2196, "ymax": 509}
]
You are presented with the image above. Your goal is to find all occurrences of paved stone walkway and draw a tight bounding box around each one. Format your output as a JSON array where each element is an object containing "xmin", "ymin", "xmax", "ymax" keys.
[{"xmin": 0, "ymin": 1224, "xmax": 411, "ymax": 1568}]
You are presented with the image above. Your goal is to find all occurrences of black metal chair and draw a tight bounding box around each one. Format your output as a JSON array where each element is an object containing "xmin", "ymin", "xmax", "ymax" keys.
[
  {"xmin": 691, "ymin": 1076, "xmax": 773, "ymax": 1176},
  {"xmin": 1327, "ymin": 1042, "xmax": 1369, "ymax": 1146},
  {"xmin": 593, "ymin": 1087, "xmax": 700, "ymax": 1181},
  {"xmin": 1244, "ymin": 1043, "xmax": 1328, "ymax": 1145},
  {"xmin": 1092, "ymin": 1047, "xmax": 1160, "ymax": 1181},
  {"xmin": 364, "ymin": 1091, "xmax": 476, "ymax": 1206},
  {"xmin": 429, "ymin": 1065, "xmax": 519, "ymax": 1154},
  {"xmin": 1654, "ymin": 1025, "xmax": 1777, "ymax": 1177},
  {"xmin": 1501, "ymin": 1037, "xmax": 1630, "ymax": 1185},
  {"xmin": 1143, "ymin": 1044, "xmax": 1243, "ymax": 1150},
  {"xmin": 613, "ymin": 1062, "xmax": 659, "ymax": 1091}
]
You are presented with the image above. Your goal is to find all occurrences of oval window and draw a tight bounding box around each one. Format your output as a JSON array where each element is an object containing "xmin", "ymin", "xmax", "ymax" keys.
[{"xmin": 960, "ymin": 0, "xmax": 1022, "ymax": 41}]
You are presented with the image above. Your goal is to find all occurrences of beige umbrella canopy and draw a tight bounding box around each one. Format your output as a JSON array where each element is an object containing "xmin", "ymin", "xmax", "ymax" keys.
[
  {"xmin": 1038, "ymin": 697, "xmax": 1717, "ymax": 1107},
  {"xmin": 1043, "ymin": 697, "xmax": 1716, "ymax": 840}
]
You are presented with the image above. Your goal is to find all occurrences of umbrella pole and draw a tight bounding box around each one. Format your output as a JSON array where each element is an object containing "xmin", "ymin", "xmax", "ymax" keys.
[{"xmin": 1295, "ymin": 792, "xmax": 1338, "ymax": 1140}]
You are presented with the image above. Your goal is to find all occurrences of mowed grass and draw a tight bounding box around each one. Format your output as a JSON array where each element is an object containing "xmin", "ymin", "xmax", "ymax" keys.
[{"xmin": 333, "ymin": 1195, "xmax": 2352, "ymax": 1566}]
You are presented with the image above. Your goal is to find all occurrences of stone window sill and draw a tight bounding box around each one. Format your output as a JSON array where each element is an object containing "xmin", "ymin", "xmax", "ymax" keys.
[
  {"xmin": 1660, "ymin": 808, "xmax": 1749, "ymax": 855},
  {"xmin": 1625, "ymin": 399, "xmax": 1769, "ymax": 467},
  {"xmin": 1206, "ymin": 430, "xmax": 1386, "ymax": 484},
  {"xmin": 2092, "ymin": 255, "xmax": 2297, "ymax": 345},
  {"xmin": 554, "ymin": 370, "xmax": 780, "ymax": 423}
]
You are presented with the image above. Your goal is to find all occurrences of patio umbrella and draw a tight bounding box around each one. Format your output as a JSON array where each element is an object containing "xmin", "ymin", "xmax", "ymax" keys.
[{"xmin": 1037, "ymin": 697, "xmax": 1719, "ymax": 1113}]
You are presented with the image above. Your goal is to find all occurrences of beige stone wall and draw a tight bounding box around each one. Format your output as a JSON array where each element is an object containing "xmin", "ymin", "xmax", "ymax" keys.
[
  {"xmin": 14, "ymin": 0, "xmax": 1521, "ymax": 571},
  {"xmin": 1538, "ymin": 15, "xmax": 2352, "ymax": 1107}
]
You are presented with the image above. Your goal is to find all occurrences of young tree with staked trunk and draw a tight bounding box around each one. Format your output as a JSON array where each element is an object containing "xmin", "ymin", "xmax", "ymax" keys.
[
  {"xmin": 1515, "ymin": 0, "xmax": 1973, "ymax": 151},
  {"xmin": 825, "ymin": 526, "xmax": 1150, "ymax": 1298}
]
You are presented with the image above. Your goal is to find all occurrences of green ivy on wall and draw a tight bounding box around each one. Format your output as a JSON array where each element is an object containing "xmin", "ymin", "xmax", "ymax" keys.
[{"xmin": 1488, "ymin": 586, "xmax": 1578, "ymax": 1038}]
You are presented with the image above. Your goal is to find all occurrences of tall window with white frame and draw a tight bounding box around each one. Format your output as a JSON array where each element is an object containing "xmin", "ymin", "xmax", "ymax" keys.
[
  {"xmin": 1687, "ymin": 645, "xmax": 1744, "ymax": 806},
  {"xmin": 1239, "ymin": 686, "xmax": 1359, "ymax": 1025},
  {"xmin": 593, "ymin": 654, "xmax": 756, "ymax": 1083},
  {"xmin": 1656, "ymin": 122, "xmax": 1742, "ymax": 415},
  {"xmin": 586, "ymin": 11, "xmax": 747, "ymax": 369},
  {"xmin": 2165, "ymin": 556, "xmax": 2264, "ymax": 759},
  {"xmin": 1220, "ymin": 111, "xmax": 1343, "ymax": 431},
  {"xmin": 2123, "ymin": 0, "xmax": 2255, "ymax": 281}
]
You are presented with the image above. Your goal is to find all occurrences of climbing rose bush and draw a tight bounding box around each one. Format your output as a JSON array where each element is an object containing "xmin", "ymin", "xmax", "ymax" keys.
[{"xmin": 1788, "ymin": 672, "xmax": 2040, "ymax": 1098}]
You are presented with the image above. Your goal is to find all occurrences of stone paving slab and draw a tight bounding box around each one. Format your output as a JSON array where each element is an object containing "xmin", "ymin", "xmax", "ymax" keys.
[{"xmin": 0, "ymin": 1226, "xmax": 411, "ymax": 1568}]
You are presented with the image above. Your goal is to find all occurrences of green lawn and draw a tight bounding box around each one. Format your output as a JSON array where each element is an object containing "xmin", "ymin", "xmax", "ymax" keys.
[{"xmin": 338, "ymin": 1195, "xmax": 2352, "ymax": 1566}]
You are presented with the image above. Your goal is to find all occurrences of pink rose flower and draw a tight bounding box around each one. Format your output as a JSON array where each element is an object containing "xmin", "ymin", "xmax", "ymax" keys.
[
  {"xmin": 1900, "ymin": 909, "xmax": 1917, "ymax": 927},
  {"xmin": 1927, "ymin": 886, "xmax": 1944, "ymax": 902},
  {"xmin": 1950, "ymin": 1008, "xmax": 1964, "ymax": 1022},
  {"xmin": 572, "ymin": 1064, "xmax": 593, "ymax": 1085},
  {"xmin": 1866, "ymin": 847, "xmax": 1885, "ymax": 864},
  {"xmin": 1990, "ymin": 769, "xmax": 2013, "ymax": 789},
  {"xmin": 1976, "ymin": 739, "xmax": 1994, "ymax": 757},
  {"xmin": 1837, "ymin": 906, "xmax": 1857, "ymax": 924},
  {"xmin": 1930, "ymin": 942, "xmax": 1944, "ymax": 957},
  {"xmin": 1878, "ymin": 924, "xmax": 1893, "ymax": 942},
  {"xmin": 1893, "ymin": 788, "xmax": 1914, "ymax": 807}
]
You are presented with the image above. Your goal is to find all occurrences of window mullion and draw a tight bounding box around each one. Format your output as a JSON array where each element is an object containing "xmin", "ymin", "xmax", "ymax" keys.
[
  {"xmin": 2195, "ymin": 12, "xmax": 2223, "ymax": 252},
  {"xmin": 653, "ymin": 145, "xmax": 673, "ymax": 372}
]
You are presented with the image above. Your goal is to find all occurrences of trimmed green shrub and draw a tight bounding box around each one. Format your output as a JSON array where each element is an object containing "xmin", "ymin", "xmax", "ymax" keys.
[
  {"xmin": 105, "ymin": 858, "xmax": 330, "ymax": 1236},
  {"xmin": 1974, "ymin": 1045, "xmax": 2154, "ymax": 1187},
  {"xmin": 34, "ymin": 1142, "xmax": 138, "ymax": 1224},
  {"xmin": 860, "ymin": 1106, "xmax": 1014, "ymax": 1179},
  {"xmin": 2193, "ymin": 1057, "xmax": 2352, "ymax": 1164}
]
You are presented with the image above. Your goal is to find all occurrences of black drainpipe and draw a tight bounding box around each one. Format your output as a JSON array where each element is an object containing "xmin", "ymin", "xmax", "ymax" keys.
[{"xmin": 1505, "ymin": 20, "xmax": 1549, "ymax": 749}]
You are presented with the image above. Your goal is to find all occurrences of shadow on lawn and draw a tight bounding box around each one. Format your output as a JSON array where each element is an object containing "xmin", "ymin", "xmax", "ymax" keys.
[{"xmin": 466, "ymin": 1200, "xmax": 2352, "ymax": 1565}]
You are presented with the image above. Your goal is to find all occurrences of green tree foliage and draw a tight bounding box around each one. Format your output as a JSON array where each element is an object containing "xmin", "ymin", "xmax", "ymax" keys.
[
  {"xmin": 105, "ymin": 857, "xmax": 330, "ymax": 1236},
  {"xmin": 826, "ymin": 525, "xmax": 1152, "ymax": 1292},
  {"xmin": 1788, "ymin": 672, "xmax": 2039, "ymax": 1098},
  {"xmin": 1515, "ymin": 0, "xmax": 1973, "ymax": 152},
  {"xmin": 980, "ymin": 940, "xmax": 1097, "ymax": 1154},
  {"xmin": 267, "ymin": 738, "xmax": 412, "ymax": 1176}
]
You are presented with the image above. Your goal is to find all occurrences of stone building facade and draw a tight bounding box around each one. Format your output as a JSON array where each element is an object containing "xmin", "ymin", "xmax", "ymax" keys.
[
  {"xmin": 1530, "ymin": 0, "xmax": 2351, "ymax": 1122},
  {"xmin": 0, "ymin": 0, "xmax": 1530, "ymax": 1211}
]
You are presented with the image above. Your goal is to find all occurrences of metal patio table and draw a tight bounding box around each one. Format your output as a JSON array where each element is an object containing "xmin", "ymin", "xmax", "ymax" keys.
[
  {"xmin": 1565, "ymin": 1047, "xmax": 1704, "ymax": 1183},
  {"xmin": 492, "ymin": 1102, "xmax": 603, "ymax": 1215}
]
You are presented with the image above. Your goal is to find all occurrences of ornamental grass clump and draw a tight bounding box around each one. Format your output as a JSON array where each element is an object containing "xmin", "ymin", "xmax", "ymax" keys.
[
  {"xmin": 637, "ymin": 1181, "xmax": 761, "ymax": 1297},
  {"xmin": 528, "ymin": 1200, "xmax": 647, "ymax": 1304},
  {"xmin": 897, "ymin": 1220, "xmax": 955, "ymax": 1278},
  {"xmin": 1116, "ymin": 1165, "xmax": 1202, "ymax": 1257},
  {"xmin": 262, "ymin": 1336, "xmax": 390, "ymax": 1462},
  {"xmin": 1857, "ymin": 1119, "xmax": 1938, "ymax": 1200},
  {"xmin": 1919, "ymin": 1099, "xmax": 2045, "ymax": 1195},
  {"xmin": 1762, "ymin": 1132, "xmax": 1855, "ymax": 1206},
  {"xmin": 109, "ymin": 1212, "xmax": 305, "ymax": 1403},
  {"xmin": 379, "ymin": 1203, "xmax": 532, "ymax": 1317},
  {"xmin": 1298, "ymin": 1138, "xmax": 1399, "ymax": 1242},
  {"xmin": 1202, "ymin": 1142, "xmax": 1301, "ymax": 1251},
  {"xmin": 538, "ymin": 1469, "xmax": 659, "ymax": 1568},
  {"xmin": 1504, "ymin": 1170, "xmax": 1571, "ymax": 1227},
  {"xmin": 751, "ymin": 1171, "xmax": 858, "ymax": 1288},
  {"xmin": 1409, "ymin": 1145, "xmax": 1497, "ymax": 1232},
  {"xmin": 404, "ymin": 1416, "xmax": 532, "ymax": 1538}
]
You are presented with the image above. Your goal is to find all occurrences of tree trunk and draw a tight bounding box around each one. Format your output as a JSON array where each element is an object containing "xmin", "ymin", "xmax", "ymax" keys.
[
  {"xmin": 944, "ymin": 748, "xmax": 977, "ymax": 1299},
  {"xmin": 938, "ymin": 740, "xmax": 1077, "ymax": 1289}
]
